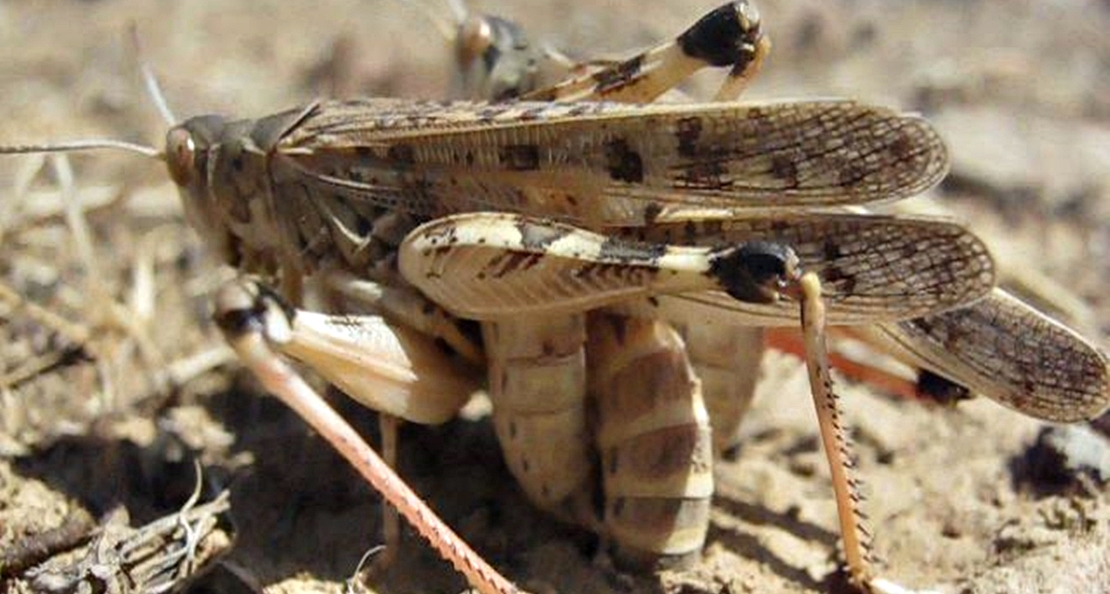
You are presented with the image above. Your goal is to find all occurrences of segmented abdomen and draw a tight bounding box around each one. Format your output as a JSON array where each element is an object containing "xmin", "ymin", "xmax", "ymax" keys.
[
  {"xmin": 588, "ymin": 312, "xmax": 712, "ymax": 566},
  {"xmin": 482, "ymin": 316, "xmax": 600, "ymax": 528}
]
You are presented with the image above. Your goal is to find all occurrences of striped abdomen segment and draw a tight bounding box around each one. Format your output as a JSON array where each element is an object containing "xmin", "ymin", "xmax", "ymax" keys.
[
  {"xmin": 588, "ymin": 312, "xmax": 712, "ymax": 566},
  {"xmin": 482, "ymin": 315, "xmax": 599, "ymax": 528},
  {"xmin": 668, "ymin": 316, "xmax": 765, "ymax": 454}
]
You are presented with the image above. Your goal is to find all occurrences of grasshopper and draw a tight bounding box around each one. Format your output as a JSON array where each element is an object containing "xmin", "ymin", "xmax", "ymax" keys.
[
  {"xmin": 410, "ymin": 0, "xmax": 1110, "ymax": 586},
  {"xmin": 2, "ymin": 3, "xmax": 1106, "ymax": 594},
  {"xmin": 434, "ymin": 0, "xmax": 1109, "ymax": 424}
]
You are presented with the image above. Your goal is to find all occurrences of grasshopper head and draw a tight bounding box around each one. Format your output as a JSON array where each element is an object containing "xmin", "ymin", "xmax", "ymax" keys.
[
  {"xmin": 455, "ymin": 14, "xmax": 538, "ymax": 100},
  {"xmin": 163, "ymin": 115, "xmax": 248, "ymax": 268},
  {"xmin": 163, "ymin": 109, "xmax": 303, "ymax": 277}
]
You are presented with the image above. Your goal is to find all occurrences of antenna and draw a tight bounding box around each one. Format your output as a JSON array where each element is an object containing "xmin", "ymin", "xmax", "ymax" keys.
[
  {"xmin": 128, "ymin": 23, "xmax": 177, "ymax": 126},
  {"xmin": 0, "ymin": 24, "xmax": 170, "ymax": 161},
  {"xmin": 0, "ymin": 140, "xmax": 161, "ymax": 159}
]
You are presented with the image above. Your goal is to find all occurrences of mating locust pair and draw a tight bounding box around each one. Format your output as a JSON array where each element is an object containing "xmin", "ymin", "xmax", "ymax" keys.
[{"xmin": 3, "ymin": 1, "xmax": 1108, "ymax": 593}]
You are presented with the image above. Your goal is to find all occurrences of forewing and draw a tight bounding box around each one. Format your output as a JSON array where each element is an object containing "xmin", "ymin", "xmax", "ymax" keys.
[
  {"xmin": 627, "ymin": 214, "xmax": 995, "ymax": 325},
  {"xmin": 868, "ymin": 290, "xmax": 1110, "ymax": 422},
  {"xmin": 275, "ymin": 98, "xmax": 948, "ymax": 226}
]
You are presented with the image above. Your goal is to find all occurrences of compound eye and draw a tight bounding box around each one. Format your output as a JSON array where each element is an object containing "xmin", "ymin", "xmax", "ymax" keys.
[
  {"xmin": 457, "ymin": 15, "xmax": 494, "ymax": 67},
  {"xmin": 165, "ymin": 126, "xmax": 197, "ymax": 187}
]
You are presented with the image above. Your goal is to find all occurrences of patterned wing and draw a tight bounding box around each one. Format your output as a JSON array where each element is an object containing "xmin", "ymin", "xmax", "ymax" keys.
[{"xmin": 274, "ymin": 98, "xmax": 948, "ymax": 227}]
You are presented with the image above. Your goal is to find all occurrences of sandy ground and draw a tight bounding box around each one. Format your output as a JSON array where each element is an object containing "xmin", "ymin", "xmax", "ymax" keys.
[{"xmin": 1, "ymin": 0, "xmax": 1109, "ymax": 593}]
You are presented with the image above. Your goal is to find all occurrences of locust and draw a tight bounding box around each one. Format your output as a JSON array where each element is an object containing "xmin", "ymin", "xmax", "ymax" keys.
[
  {"xmin": 434, "ymin": 0, "xmax": 1110, "ymax": 424},
  {"xmin": 413, "ymin": 0, "xmax": 1110, "ymax": 585},
  {"xmin": 435, "ymin": 0, "xmax": 1110, "ymax": 425},
  {"xmin": 2, "ymin": 2, "xmax": 1108, "ymax": 594}
]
